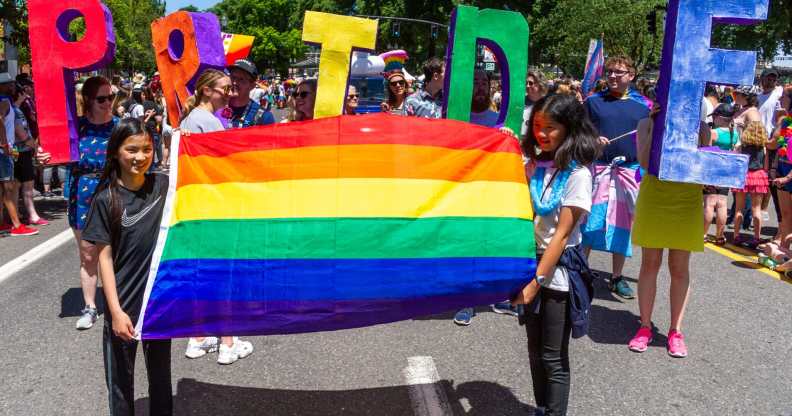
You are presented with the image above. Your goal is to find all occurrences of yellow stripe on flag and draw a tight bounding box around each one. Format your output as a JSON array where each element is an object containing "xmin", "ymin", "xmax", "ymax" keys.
[{"xmin": 171, "ymin": 178, "xmax": 533, "ymax": 225}]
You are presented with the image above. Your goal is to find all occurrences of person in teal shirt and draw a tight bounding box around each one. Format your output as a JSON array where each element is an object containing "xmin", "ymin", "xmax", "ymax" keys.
[{"xmin": 704, "ymin": 103, "xmax": 740, "ymax": 245}]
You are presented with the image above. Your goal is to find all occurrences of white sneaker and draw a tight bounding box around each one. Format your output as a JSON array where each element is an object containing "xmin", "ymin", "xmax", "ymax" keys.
[
  {"xmin": 217, "ymin": 337, "xmax": 253, "ymax": 365},
  {"xmin": 75, "ymin": 307, "xmax": 98, "ymax": 330},
  {"xmin": 184, "ymin": 337, "xmax": 219, "ymax": 359}
]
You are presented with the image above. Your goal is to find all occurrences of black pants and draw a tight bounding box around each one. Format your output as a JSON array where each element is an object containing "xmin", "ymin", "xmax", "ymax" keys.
[
  {"xmin": 525, "ymin": 288, "xmax": 572, "ymax": 416},
  {"xmin": 103, "ymin": 323, "xmax": 173, "ymax": 416}
]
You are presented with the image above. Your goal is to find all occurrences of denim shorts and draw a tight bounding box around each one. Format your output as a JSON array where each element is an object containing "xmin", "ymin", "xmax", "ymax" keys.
[{"xmin": 0, "ymin": 153, "xmax": 13, "ymax": 182}]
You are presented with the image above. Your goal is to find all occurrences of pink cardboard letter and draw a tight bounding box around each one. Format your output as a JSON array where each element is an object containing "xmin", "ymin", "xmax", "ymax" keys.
[{"xmin": 27, "ymin": 0, "xmax": 115, "ymax": 163}]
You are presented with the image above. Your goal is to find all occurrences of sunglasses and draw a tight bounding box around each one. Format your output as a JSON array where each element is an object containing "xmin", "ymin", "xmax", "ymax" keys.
[
  {"xmin": 293, "ymin": 91, "xmax": 311, "ymax": 99},
  {"xmin": 527, "ymin": 81, "xmax": 535, "ymax": 86},
  {"xmin": 347, "ymin": 94, "xmax": 359, "ymax": 99},
  {"xmin": 214, "ymin": 85, "xmax": 233, "ymax": 95},
  {"xmin": 389, "ymin": 80, "xmax": 406, "ymax": 87},
  {"xmin": 94, "ymin": 93, "xmax": 116, "ymax": 104}
]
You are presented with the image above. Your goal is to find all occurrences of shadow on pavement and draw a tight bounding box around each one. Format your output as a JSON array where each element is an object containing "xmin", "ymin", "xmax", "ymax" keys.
[
  {"xmin": 20, "ymin": 198, "xmax": 67, "ymax": 222},
  {"xmin": 412, "ymin": 305, "xmax": 511, "ymax": 321},
  {"xmin": 133, "ymin": 377, "xmax": 534, "ymax": 415},
  {"xmin": 60, "ymin": 287, "xmax": 104, "ymax": 318}
]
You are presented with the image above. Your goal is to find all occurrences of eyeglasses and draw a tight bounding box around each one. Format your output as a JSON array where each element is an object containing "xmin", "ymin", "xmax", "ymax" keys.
[
  {"xmin": 94, "ymin": 93, "xmax": 116, "ymax": 104},
  {"xmin": 347, "ymin": 94, "xmax": 359, "ymax": 99},
  {"xmin": 214, "ymin": 85, "xmax": 233, "ymax": 95},
  {"xmin": 607, "ymin": 69, "xmax": 630, "ymax": 77},
  {"xmin": 293, "ymin": 91, "xmax": 311, "ymax": 99},
  {"xmin": 390, "ymin": 80, "xmax": 406, "ymax": 87}
]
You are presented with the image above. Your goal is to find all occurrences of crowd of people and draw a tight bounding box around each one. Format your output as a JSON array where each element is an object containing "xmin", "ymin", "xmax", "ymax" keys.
[{"xmin": 1, "ymin": 51, "xmax": 791, "ymax": 416}]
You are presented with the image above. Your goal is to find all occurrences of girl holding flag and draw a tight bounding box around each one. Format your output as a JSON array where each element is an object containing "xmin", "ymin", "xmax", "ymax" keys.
[{"xmin": 514, "ymin": 93, "xmax": 598, "ymax": 416}]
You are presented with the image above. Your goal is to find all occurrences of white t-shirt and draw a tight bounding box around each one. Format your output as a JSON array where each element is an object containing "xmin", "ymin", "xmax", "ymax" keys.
[
  {"xmin": 758, "ymin": 86, "xmax": 783, "ymax": 137},
  {"xmin": 701, "ymin": 96, "xmax": 714, "ymax": 124},
  {"xmin": 250, "ymin": 87, "xmax": 266, "ymax": 103},
  {"xmin": 532, "ymin": 165, "xmax": 593, "ymax": 292},
  {"xmin": 130, "ymin": 103, "xmax": 145, "ymax": 118}
]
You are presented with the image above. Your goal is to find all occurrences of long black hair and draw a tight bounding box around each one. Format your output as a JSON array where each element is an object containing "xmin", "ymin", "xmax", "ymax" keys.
[
  {"xmin": 521, "ymin": 93, "xmax": 600, "ymax": 169},
  {"xmin": 93, "ymin": 118, "xmax": 152, "ymax": 248}
]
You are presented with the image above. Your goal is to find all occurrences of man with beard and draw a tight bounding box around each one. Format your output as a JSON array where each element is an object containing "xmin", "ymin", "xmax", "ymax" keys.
[{"xmin": 453, "ymin": 69, "xmax": 520, "ymax": 326}]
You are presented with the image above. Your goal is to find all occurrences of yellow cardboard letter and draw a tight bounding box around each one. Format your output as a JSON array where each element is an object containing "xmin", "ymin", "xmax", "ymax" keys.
[{"xmin": 302, "ymin": 12, "xmax": 377, "ymax": 119}]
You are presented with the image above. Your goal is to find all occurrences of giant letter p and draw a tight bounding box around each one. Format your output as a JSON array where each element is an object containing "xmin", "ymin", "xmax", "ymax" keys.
[{"xmin": 28, "ymin": 0, "xmax": 115, "ymax": 163}]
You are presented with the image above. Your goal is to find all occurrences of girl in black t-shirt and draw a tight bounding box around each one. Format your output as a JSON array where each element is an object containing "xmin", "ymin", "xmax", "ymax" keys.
[{"xmin": 82, "ymin": 118, "xmax": 172, "ymax": 416}]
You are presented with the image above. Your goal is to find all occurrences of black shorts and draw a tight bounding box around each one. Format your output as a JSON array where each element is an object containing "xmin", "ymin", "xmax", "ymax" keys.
[{"xmin": 13, "ymin": 150, "xmax": 35, "ymax": 183}]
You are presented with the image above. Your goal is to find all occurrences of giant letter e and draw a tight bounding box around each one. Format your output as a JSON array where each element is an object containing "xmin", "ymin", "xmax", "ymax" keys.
[{"xmin": 650, "ymin": 0, "xmax": 769, "ymax": 188}]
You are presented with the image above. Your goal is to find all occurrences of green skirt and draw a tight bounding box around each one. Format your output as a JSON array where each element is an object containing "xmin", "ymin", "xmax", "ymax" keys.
[{"xmin": 632, "ymin": 174, "xmax": 704, "ymax": 252}]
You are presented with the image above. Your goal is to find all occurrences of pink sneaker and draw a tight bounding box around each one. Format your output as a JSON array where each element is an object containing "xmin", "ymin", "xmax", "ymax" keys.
[
  {"xmin": 28, "ymin": 218, "xmax": 49, "ymax": 226},
  {"xmin": 667, "ymin": 330, "xmax": 688, "ymax": 358},
  {"xmin": 628, "ymin": 326, "xmax": 653, "ymax": 353}
]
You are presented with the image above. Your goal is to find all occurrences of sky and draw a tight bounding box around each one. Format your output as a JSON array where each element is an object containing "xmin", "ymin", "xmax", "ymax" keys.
[{"xmin": 165, "ymin": 0, "xmax": 219, "ymax": 13}]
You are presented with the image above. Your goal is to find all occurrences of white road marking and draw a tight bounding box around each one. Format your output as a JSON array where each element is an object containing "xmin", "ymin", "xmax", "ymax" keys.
[
  {"xmin": 0, "ymin": 229, "xmax": 73, "ymax": 283},
  {"xmin": 403, "ymin": 356, "xmax": 454, "ymax": 416}
]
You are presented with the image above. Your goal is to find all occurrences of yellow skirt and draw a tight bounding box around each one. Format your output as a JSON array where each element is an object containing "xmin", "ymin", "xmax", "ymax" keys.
[{"xmin": 632, "ymin": 174, "xmax": 704, "ymax": 252}]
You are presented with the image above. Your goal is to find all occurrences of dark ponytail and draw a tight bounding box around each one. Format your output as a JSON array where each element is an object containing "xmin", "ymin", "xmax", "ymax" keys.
[{"xmin": 93, "ymin": 118, "xmax": 152, "ymax": 249}]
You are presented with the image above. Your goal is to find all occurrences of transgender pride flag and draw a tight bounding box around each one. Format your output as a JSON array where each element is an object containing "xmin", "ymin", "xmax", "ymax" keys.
[
  {"xmin": 136, "ymin": 114, "xmax": 536, "ymax": 339},
  {"xmin": 581, "ymin": 39, "xmax": 604, "ymax": 96}
]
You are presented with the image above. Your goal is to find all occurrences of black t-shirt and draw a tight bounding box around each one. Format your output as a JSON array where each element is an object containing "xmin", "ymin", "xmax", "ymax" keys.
[{"xmin": 82, "ymin": 173, "xmax": 168, "ymax": 324}]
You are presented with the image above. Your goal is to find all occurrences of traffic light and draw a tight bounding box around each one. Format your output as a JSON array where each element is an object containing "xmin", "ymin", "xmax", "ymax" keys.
[
  {"xmin": 392, "ymin": 22, "xmax": 400, "ymax": 38},
  {"xmin": 431, "ymin": 25, "xmax": 438, "ymax": 39},
  {"xmin": 646, "ymin": 10, "xmax": 657, "ymax": 35}
]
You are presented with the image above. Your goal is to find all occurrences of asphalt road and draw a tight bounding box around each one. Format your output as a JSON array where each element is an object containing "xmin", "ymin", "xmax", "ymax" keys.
[
  {"xmin": 1, "ymin": 124, "xmax": 790, "ymax": 415},
  {"xmin": 2, "ymin": 211, "xmax": 791, "ymax": 415}
]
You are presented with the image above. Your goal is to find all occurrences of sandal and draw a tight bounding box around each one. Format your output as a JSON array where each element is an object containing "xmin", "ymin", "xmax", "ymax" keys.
[{"xmin": 713, "ymin": 236, "xmax": 727, "ymax": 246}]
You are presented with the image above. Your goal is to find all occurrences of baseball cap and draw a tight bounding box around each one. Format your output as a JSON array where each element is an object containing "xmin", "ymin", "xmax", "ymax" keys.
[
  {"xmin": 228, "ymin": 59, "xmax": 258, "ymax": 80},
  {"xmin": 734, "ymin": 85, "xmax": 760, "ymax": 96},
  {"xmin": 0, "ymin": 73, "xmax": 14, "ymax": 84},
  {"xmin": 761, "ymin": 68, "xmax": 779, "ymax": 78},
  {"xmin": 710, "ymin": 103, "xmax": 736, "ymax": 118}
]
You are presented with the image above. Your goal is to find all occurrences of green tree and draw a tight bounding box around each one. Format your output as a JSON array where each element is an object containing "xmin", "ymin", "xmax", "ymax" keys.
[
  {"xmin": 178, "ymin": 5, "xmax": 200, "ymax": 12},
  {"xmin": 527, "ymin": 0, "xmax": 665, "ymax": 77},
  {"xmin": 1, "ymin": 0, "xmax": 30, "ymax": 63},
  {"xmin": 210, "ymin": 0, "xmax": 310, "ymax": 77},
  {"xmin": 104, "ymin": 0, "xmax": 166, "ymax": 73},
  {"xmin": 712, "ymin": 0, "xmax": 792, "ymax": 60}
]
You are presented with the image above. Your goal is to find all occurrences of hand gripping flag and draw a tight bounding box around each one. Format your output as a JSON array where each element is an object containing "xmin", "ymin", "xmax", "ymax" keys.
[{"xmin": 137, "ymin": 114, "xmax": 536, "ymax": 339}]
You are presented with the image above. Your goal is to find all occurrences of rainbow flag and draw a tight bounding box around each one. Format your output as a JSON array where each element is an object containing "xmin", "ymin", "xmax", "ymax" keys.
[
  {"xmin": 221, "ymin": 32, "xmax": 255, "ymax": 66},
  {"xmin": 137, "ymin": 114, "xmax": 536, "ymax": 339}
]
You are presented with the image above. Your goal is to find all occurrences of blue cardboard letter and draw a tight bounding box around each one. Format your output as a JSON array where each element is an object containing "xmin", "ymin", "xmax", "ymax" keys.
[{"xmin": 650, "ymin": 0, "xmax": 769, "ymax": 188}]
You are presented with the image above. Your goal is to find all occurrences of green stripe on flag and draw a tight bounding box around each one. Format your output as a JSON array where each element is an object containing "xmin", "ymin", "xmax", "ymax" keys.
[{"xmin": 161, "ymin": 217, "xmax": 536, "ymax": 261}]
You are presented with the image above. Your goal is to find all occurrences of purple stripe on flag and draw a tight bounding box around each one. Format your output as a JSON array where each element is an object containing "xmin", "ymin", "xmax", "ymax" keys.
[{"xmin": 140, "ymin": 292, "xmax": 524, "ymax": 339}]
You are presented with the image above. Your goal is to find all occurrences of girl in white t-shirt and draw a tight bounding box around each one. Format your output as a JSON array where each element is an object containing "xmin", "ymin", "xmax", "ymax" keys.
[{"xmin": 514, "ymin": 93, "xmax": 599, "ymax": 416}]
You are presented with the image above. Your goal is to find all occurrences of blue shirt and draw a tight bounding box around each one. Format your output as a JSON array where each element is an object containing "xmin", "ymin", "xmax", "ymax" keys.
[
  {"xmin": 405, "ymin": 90, "xmax": 443, "ymax": 119},
  {"xmin": 469, "ymin": 109, "xmax": 500, "ymax": 128},
  {"xmin": 585, "ymin": 89, "xmax": 651, "ymax": 163}
]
